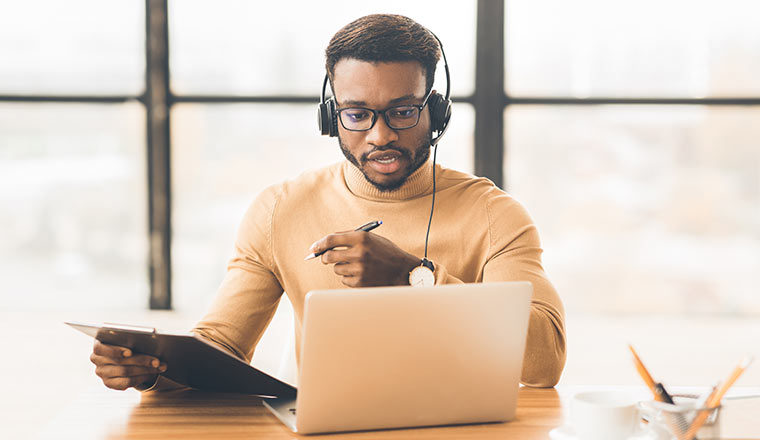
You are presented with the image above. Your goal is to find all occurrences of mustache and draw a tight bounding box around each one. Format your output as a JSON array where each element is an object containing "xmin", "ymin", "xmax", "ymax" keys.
[{"xmin": 360, "ymin": 146, "xmax": 412, "ymax": 163}]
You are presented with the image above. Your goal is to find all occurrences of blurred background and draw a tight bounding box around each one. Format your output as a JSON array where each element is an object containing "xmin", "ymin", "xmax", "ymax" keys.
[
  {"xmin": 2, "ymin": 0, "xmax": 758, "ymax": 315},
  {"xmin": 1, "ymin": 0, "xmax": 759, "ymax": 436}
]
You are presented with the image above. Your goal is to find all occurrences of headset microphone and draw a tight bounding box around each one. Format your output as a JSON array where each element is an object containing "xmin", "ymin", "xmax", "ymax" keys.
[{"xmin": 422, "ymin": 33, "xmax": 450, "ymax": 269}]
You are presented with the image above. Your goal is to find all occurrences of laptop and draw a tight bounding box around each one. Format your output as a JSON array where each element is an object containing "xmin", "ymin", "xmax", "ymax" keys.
[{"xmin": 263, "ymin": 281, "xmax": 533, "ymax": 434}]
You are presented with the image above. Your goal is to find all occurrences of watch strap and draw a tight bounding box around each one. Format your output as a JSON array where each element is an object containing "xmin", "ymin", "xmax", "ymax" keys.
[{"xmin": 421, "ymin": 258, "xmax": 435, "ymax": 272}]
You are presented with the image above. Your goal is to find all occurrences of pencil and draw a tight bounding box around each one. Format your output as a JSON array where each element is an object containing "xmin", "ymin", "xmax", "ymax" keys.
[
  {"xmin": 628, "ymin": 344, "xmax": 674, "ymax": 403},
  {"xmin": 681, "ymin": 355, "xmax": 754, "ymax": 440}
]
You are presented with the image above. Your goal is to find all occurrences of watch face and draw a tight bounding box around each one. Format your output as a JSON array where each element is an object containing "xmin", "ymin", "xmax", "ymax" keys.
[{"xmin": 409, "ymin": 265, "xmax": 435, "ymax": 287}]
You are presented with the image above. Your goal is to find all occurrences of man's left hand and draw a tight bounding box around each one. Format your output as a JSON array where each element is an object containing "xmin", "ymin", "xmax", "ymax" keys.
[{"xmin": 310, "ymin": 230, "xmax": 420, "ymax": 287}]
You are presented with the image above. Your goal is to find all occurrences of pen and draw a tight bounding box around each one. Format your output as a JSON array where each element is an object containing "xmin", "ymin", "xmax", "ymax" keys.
[{"xmin": 304, "ymin": 220, "xmax": 383, "ymax": 260}]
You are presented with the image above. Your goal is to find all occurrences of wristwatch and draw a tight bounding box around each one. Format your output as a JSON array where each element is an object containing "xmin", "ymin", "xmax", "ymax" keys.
[{"xmin": 409, "ymin": 258, "xmax": 435, "ymax": 287}]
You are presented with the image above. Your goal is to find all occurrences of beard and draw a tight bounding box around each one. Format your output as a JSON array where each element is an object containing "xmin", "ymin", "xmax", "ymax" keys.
[{"xmin": 339, "ymin": 131, "xmax": 432, "ymax": 192}]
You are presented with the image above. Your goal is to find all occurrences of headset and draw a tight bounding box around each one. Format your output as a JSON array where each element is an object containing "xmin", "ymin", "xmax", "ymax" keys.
[
  {"xmin": 317, "ymin": 34, "xmax": 452, "ymax": 146},
  {"xmin": 317, "ymin": 31, "xmax": 452, "ymax": 273}
]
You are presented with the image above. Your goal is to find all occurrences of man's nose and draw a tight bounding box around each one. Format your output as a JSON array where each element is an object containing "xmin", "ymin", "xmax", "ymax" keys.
[{"xmin": 365, "ymin": 114, "xmax": 399, "ymax": 146}]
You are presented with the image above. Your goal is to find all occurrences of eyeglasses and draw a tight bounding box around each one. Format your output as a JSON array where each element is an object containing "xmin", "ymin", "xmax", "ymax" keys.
[{"xmin": 336, "ymin": 89, "xmax": 433, "ymax": 132}]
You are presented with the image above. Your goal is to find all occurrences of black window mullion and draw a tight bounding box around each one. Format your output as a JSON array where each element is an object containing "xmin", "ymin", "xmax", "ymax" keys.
[
  {"xmin": 475, "ymin": 0, "xmax": 506, "ymax": 189},
  {"xmin": 145, "ymin": 0, "xmax": 172, "ymax": 309}
]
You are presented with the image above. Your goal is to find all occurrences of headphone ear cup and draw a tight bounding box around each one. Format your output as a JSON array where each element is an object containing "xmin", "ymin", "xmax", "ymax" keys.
[
  {"xmin": 328, "ymin": 98, "xmax": 339, "ymax": 137},
  {"xmin": 317, "ymin": 98, "xmax": 338, "ymax": 136},
  {"xmin": 317, "ymin": 98, "xmax": 339, "ymax": 137},
  {"xmin": 427, "ymin": 92, "xmax": 452, "ymax": 134},
  {"xmin": 318, "ymin": 101, "xmax": 330, "ymax": 136}
]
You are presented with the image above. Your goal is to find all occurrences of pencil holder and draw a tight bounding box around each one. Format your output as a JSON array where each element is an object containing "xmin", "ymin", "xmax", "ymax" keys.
[{"xmin": 638, "ymin": 395, "xmax": 721, "ymax": 440}]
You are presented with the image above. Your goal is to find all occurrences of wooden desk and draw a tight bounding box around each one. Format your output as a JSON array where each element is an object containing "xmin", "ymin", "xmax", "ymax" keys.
[
  {"xmin": 40, "ymin": 387, "xmax": 563, "ymax": 439},
  {"xmin": 38, "ymin": 385, "xmax": 760, "ymax": 439}
]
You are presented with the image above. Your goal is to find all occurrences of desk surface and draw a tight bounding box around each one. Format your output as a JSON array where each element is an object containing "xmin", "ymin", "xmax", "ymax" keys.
[
  {"xmin": 38, "ymin": 386, "xmax": 760, "ymax": 440},
  {"xmin": 41, "ymin": 387, "xmax": 562, "ymax": 440},
  {"xmin": 6, "ymin": 311, "xmax": 758, "ymax": 439}
]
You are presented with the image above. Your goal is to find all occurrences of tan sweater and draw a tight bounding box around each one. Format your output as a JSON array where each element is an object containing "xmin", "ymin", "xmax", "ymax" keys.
[{"xmin": 191, "ymin": 160, "xmax": 566, "ymax": 387}]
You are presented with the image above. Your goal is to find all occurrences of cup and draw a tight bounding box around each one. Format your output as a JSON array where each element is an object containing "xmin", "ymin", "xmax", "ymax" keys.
[{"xmin": 571, "ymin": 390, "xmax": 640, "ymax": 440}]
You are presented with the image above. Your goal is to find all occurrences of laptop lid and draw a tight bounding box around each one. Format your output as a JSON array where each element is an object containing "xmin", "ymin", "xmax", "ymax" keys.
[{"xmin": 292, "ymin": 281, "xmax": 533, "ymax": 434}]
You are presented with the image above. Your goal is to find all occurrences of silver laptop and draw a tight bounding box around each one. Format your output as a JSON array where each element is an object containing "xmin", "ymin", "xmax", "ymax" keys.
[{"xmin": 263, "ymin": 281, "xmax": 533, "ymax": 434}]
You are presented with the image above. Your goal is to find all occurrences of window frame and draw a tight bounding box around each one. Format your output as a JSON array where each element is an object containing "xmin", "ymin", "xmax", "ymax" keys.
[{"xmin": 2, "ymin": 0, "xmax": 758, "ymax": 309}]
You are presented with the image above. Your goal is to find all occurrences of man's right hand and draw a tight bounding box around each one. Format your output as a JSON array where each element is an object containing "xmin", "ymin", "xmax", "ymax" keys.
[{"xmin": 90, "ymin": 340, "xmax": 167, "ymax": 390}]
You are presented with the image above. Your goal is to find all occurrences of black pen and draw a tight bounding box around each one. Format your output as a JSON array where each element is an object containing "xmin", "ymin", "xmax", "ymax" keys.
[{"xmin": 304, "ymin": 220, "xmax": 382, "ymax": 260}]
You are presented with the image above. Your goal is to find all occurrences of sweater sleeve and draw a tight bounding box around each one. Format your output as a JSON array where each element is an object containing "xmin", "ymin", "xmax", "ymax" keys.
[
  {"xmin": 482, "ymin": 193, "xmax": 567, "ymax": 388},
  {"xmin": 140, "ymin": 186, "xmax": 285, "ymax": 392},
  {"xmin": 431, "ymin": 262, "xmax": 464, "ymax": 285},
  {"xmin": 192, "ymin": 185, "xmax": 285, "ymax": 363}
]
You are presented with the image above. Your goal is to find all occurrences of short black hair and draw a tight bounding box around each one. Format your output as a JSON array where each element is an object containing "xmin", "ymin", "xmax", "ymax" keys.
[{"xmin": 325, "ymin": 14, "xmax": 441, "ymax": 92}]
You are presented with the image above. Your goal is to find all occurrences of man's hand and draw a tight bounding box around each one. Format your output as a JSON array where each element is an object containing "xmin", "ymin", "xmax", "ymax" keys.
[
  {"xmin": 310, "ymin": 230, "xmax": 421, "ymax": 287},
  {"xmin": 90, "ymin": 340, "xmax": 166, "ymax": 390}
]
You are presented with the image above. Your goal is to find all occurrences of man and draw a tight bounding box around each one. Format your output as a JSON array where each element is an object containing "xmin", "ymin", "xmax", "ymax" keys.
[{"xmin": 90, "ymin": 14, "xmax": 566, "ymax": 391}]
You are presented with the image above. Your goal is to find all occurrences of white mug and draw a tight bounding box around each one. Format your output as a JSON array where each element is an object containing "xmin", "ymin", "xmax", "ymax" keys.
[{"xmin": 571, "ymin": 390, "xmax": 640, "ymax": 440}]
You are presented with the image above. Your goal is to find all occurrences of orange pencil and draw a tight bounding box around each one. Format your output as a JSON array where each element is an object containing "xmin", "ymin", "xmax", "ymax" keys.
[
  {"xmin": 629, "ymin": 344, "xmax": 674, "ymax": 403},
  {"xmin": 681, "ymin": 356, "xmax": 754, "ymax": 440},
  {"xmin": 629, "ymin": 345, "xmax": 657, "ymax": 391}
]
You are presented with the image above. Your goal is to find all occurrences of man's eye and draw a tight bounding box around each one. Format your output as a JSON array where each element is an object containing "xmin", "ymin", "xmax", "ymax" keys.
[
  {"xmin": 344, "ymin": 110, "xmax": 371, "ymax": 122},
  {"xmin": 389, "ymin": 107, "xmax": 417, "ymax": 119}
]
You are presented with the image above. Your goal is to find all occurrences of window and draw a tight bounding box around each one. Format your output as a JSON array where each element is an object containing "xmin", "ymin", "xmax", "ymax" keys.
[
  {"xmin": 504, "ymin": 0, "xmax": 760, "ymax": 315},
  {"xmin": 4, "ymin": 1, "xmax": 756, "ymax": 316},
  {"xmin": 0, "ymin": 1, "xmax": 144, "ymax": 95},
  {"xmin": 169, "ymin": 1, "xmax": 476, "ymax": 96},
  {"xmin": 505, "ymin": 0, "xmax": 760, "ymax": 97},
  {"xmin": 0, "ymin": 103, "xmax": 147, "ymax": 309},
  {"xmin": 506, "ymin": 105, "xmax": 760, "ymax": 314}
]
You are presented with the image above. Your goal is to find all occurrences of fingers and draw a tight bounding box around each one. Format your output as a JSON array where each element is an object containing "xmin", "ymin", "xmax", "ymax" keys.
[
  {"xmin": 102, "ymin": 374, "xmax": 159, "ymax": 391},
  {"xmin": 339, "ymin": 275, "xmax": 359, "ymax": 288},
  {"xmin": 332, "ymin": 261, "xmax": 359, "ymax": 277},
  {"xmin": 95, "ymin": 364, "xmax": 165, "ymax": 379},
  {"xmin": 332, "ymin": 262, "xmax": 362, "ymax": 287},
  {"xmin": 91, "ymin": 341, "xmax": 166, "ymax": 391},
  {"xmin": 310, "ymin": 231, "xmax": 367, "ymax": 257},
  {"xmin": 91, "ymin": 341, "xmax": 162, "ymax": 367},
  {"xmin": 320, "ymin": 247, "xmax": 363, "ymax": 265},
  {"xmin": 93, "ymin": 340, "xmax": 132, "ymax": 358},
  {"xmin": 90, "ymin": 352, "xmax": 163, "ymax": 368}
]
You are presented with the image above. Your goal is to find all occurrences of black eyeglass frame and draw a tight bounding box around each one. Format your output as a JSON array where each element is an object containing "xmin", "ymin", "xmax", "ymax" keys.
[{"xmin": 335, "ymin": 88, "xmax": 434, "ymax": 132}]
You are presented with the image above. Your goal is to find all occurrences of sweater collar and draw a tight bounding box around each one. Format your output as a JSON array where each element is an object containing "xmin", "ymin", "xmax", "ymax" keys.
[{"xmin": 343, "ymin": 159, "xmax": 434, "ymax": 201}]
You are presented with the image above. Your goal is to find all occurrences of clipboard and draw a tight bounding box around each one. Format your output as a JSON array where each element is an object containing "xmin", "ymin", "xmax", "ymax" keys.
[{"xmin": 66, "ymin": 321, "xmax": 297, "ymax": 398}]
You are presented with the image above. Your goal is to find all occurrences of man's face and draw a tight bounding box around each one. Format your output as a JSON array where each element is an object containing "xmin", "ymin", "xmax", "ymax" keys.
[{"xmin": 332, "ymin": 59, "xmax": 432, "ymax": 192}]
